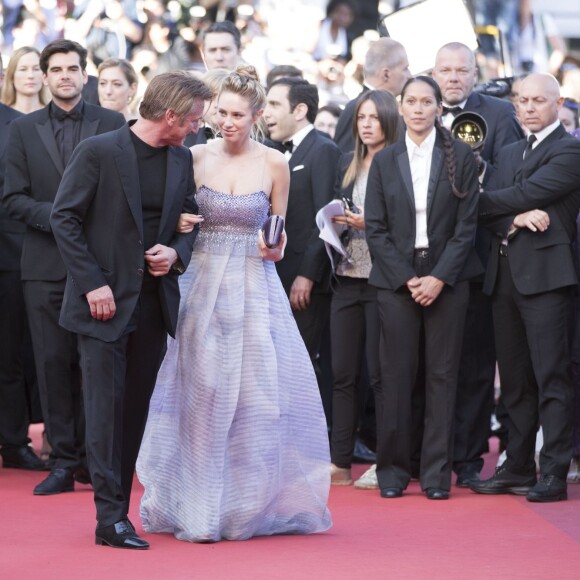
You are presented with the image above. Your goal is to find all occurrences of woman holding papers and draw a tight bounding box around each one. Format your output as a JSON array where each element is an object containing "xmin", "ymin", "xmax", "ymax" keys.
[{"xmin": 329, "ymin": 90, "xmax": 400, "ymax": 488}]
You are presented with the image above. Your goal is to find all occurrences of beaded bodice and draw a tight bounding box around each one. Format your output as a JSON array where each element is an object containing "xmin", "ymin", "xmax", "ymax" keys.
[{"xmin": 194, "ymin": 185, "xmax": 269, "ymax": 256}]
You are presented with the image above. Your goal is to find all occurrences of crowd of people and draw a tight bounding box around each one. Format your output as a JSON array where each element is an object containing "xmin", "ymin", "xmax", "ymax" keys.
[{"xmin": 1, "ymin": 0, "xmax": 580, "ymax": 551}]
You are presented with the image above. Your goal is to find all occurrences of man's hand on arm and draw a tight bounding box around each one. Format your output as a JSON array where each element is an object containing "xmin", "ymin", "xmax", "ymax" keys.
[
  {"xmin": 86, "ymin": 285, "xmax": 116, "ymax": 321},
  {"xmin": 144, "ymin": 244, "xmax": 178, "ymax": 276},
  {"xmin": 512, "ymin": 209, "xmax": 550, "ymax": 233}
]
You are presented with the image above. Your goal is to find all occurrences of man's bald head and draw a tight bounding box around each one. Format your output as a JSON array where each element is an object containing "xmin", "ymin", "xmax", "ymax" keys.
[
  {"xmin": 363, "ymin": 38, "xmax": 411, "ymax": 97},
  {"xmin": 519, "ymin": 73, "xmax": 563, "ymax": 133}
]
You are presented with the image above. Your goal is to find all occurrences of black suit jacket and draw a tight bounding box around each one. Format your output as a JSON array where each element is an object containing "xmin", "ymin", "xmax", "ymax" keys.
[
  {"xmin": 479, "ymin": 124, "xmax": 580, "ymax": 296},
  {"xmin": 50, "ymin": 124, "xmax": 198, "ymax": 342},
  {"xmin": 0, "ymin": 104, "xmax": 23, "ymax": 272},
  {"xmin": 275, "ymin": 128, "xmax": 342, "ymax": 293},
  {"xmin": 2, "ymin": 102, "xmax": 125, "ymax": 282},
  {"xmin": 463, "ymin": 92, "xmax": 524, "ymax": 167},
  {"xmin": 365, "ymin": 134, "xmax": 482, "ymax": 291}
]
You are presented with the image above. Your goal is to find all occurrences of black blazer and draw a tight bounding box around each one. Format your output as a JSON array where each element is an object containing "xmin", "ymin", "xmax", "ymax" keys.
[
  {"xmin": 50, "ymin": 124, "xmax": 198, "ymax": 343},
  {"xmin": 0, "ymin": 104, "xmax": 23, "ymax": 272},
  {"xmin": 365, "ymin": 133, "xmax": 482, "ymax": 291},
  {"xmin": 2, "ymin": 102, "xmax": 125, "ymax": 281},
  {"xmin": 479, "ymin": 124, "xmax": 580, "ymax": 296},
  {"xmin": 275, "ymin": 128, "xmax": 342, "ymax": 293},
  {"xmin": 463, "ymin": 92, "xmax": 524, "ymax": 166}
]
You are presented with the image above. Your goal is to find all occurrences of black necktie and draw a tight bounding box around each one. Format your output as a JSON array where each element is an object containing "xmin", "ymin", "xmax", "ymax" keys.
[
  {"xmin": 442, "ymin": 105, "xmax": 462, "ymax": 117},
  {"xmin": 523, "ymin": 134, "xmax": 537, "ymax": 159},
  {"xmin": 282, "ymin": 140, "xmax": 294, "ymax": 154}
]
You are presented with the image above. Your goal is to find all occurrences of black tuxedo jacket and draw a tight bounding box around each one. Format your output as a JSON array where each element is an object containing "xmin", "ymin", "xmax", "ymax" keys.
[
  {"xmin": 2, "ymin": 102, "xmax": 125, "ymax": 282},
  {"xmin": 275, "ymin": 128, "xmax": 342, "ymax": 293},
  {"xmin": 50, "ymin": 124, "xmax": 197, "ymax": 343},
  {"xmin": 463, "ymin": 92, "xmax": 524, "ymax": 166},
  {"xmin": 0, "ymin": 104, "xmax": 23, "ymax": 272},
  {"xmin": 365, "ymin": 134, "xmax": 482, "ymax": 291},
  {"xmin": 479, "ymin": 124, "xmax": 580, "ymax": 296}
]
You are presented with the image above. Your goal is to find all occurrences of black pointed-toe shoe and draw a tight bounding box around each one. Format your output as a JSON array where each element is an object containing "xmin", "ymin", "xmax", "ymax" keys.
[
  {"xmin": 526, "ymin": 474, "xmax": 567, "ymax": 503},
  {"xmin": 95, "ymin": 520, "xmax": 150, "ymax": 550},
  {"xmin": 1, "ymin": 446, "xmax": 49, "ymax": 471},
  {"xmin": 33, "ymin": 468, "xmax": 75, "ymax": 495},
  {"xmin": 469, "ymin": 465, "xmax": 536, "ymax": 496},
  {"xmin": 455, "ymin": 467, "xmax": 481, "ymax": 488},
  {"xmin": 426, "ymin": 488, "xmax": 450, "ymax": 500},
  {"xmin": 380, "ymin": 487, "xmax": 403, "ymax": 498}
]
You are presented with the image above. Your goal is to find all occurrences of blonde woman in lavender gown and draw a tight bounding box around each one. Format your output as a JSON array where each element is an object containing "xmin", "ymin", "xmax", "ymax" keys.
[{"xmin": 136, "ymin": 65, "xmax": 332, "ymax": 542}]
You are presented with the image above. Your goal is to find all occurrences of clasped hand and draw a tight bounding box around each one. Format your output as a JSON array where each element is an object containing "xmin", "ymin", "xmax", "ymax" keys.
[
  {"xmin": 406, "ymin": 275, "xmax": 444, "ymax": 307},
  {"xmin": 176, "ymin": 213, "xmax": 204, "ymax": 233}
]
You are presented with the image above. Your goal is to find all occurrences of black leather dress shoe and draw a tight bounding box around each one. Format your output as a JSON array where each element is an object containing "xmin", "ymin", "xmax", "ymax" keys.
[
  {"xmin": 426, "ymin": 488, "xmax": 450, "ymax": 500},
  {"xmin": 352, "ymin": 437, "xmax": 377, "ymax": 463},
  {"xmin": 380, "ymin": 487, "xmax": 403, "ymax": 498},
  {"xmin": 456, "ymin": 468, "xmax": 481, "ymax": 488},
  {"xmin": 1, "ymin": 446, "xmax": 49, "ymax": 471},
  {"xmin": 74, "ymin": 466, "xmax": 92, "ymax": 485},
  {"xmin": 527, "ymin": 474, "xmax": 567, "ymax": 503},
  {"xmin": 33, "ymin": 468, "xmax": 74, "ymax": 495},
  {"xmin": 469, "ymin": 465, "xmax": 536, "ymax": 496},
  {"xmin": 95, "ymin": 520, "xmax": 149, "ymax": 550}
]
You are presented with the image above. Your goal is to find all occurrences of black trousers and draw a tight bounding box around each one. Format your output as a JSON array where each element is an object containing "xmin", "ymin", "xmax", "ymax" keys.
[
  {"xmin": 293, "ymin": 292, "xmax": 332, "ymax": 422},
  {"xmin": 79, "ymin": 285, "xmax": 167, "ymax": 527},
  {"xmin": 453, "ymin": 282, "xmax": 496, "ymax": 474},
  {"xmin": 330, "ymin": 276, "xmax": 381, "ymax": 468},
  {"xmin": 23, "ymin": 279, "xmax": 84, "ymax": 469},
  {"xmin": 375, "ymin": 255, "xmax": 469, "ymax": 491},
  {"xmin": 492, "ymin": 255, "xmax": 574, "ymax": 480},
  {"xmin": 0, "ymin": 271, "xmax": 32, "ymax": 448}
]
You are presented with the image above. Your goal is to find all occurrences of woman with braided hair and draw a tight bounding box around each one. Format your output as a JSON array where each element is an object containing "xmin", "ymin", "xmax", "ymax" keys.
[{"xmin": 365, "ymin": 75, "xmax": 482, "ymax": 500}]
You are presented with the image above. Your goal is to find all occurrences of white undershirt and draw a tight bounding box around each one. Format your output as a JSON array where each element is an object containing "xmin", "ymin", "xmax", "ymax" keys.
[{"xmin": 406, "ymin": 128, "xmax": 437, "ymax": 249}]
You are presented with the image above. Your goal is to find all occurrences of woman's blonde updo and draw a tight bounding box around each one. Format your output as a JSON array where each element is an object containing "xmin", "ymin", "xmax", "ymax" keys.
[{"xmin": 220, "ymin": 64, "xmax": 266, "ymax": 114}]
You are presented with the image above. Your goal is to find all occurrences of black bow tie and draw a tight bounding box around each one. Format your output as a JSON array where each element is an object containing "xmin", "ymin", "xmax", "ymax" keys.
[
  {"xmin": 203, "ymin": 126, "xmax": 215, "ymax": 140},
  {"xmin": 442, "ymin": 105, "xmax": 462, "ymax": 117},
  {"xmin": 52, "ymin": 107, "xmax": 82, "ymax": 122},
  {"xmin": 282, "ymin": 140, "xmax": 294, "ymax": 153}
]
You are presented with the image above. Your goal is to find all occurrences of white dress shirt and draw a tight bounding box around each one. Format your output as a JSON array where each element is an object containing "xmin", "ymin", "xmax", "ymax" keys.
[
  {"xmin": 441, "ymin": 99, "xmax": 468, "ymax": 130},
  {"xmin": 285, "ymin": 124, "xmax": 314, "ymax": 160},
  {"xmin": 406, "ymin": 128, "xmax": 437, "ymax": 249}
]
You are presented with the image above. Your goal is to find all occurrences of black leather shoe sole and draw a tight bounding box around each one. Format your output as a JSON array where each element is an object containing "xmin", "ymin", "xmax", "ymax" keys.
[
  {"xmin": 2, "ymin": 459, "xmax": 50, "ymax": 471},
  {"xmin": 527, "ymin": 490, "xmax": 567, "ymax": 503},
  {"xmin": 95, "ymin": 535, "xmax": 150, "ymax": 550},
  {"xmin": 33, "ymin": 483, "xmax": 74, "ymax": 496},
  {"xmin": 380, "ymin": 487, "xmax": 403, "ymax": 498},
  {"xmin": 469, "ymin": 483, "xmax": 533, "ymax": 496}
]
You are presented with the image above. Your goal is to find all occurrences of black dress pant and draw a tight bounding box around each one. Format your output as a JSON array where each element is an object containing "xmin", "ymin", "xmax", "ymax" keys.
[
  {"xmin": 0, "ymin": 271, "xmax": 32, "ymax": 448},
  {"xmin": 453, "ymin": 282, "xmax": 496, "ymax": 474},
  {"xmin": 293, "ymin": 292, "xmax": 332, "ymax": 422},
  {"xmin": 23, "ymin": 279, "xmax": 84, "ymax": 469},
  {"xmin": 375, "ymin": 256, "xmax": 469, "ymax": 491},
  {"xmin": 492, "ymin": 255, "xmax": 574, "ymax": 480},
  {"xmin": 79, "ymin": 284, "xmax": 167, "ymax": 527},
  {"xmin": 330, "ymin": 276, "xmax": 381, "ymax": 468}
]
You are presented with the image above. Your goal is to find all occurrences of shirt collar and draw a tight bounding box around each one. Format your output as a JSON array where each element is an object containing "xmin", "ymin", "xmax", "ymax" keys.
[
  {"xmin": 405, "ymin": 127, "xmax": 437, "ymax": 157},
  {"xmin": 442, "ymin": 99, "xmax": 468, "ymax": 110},
  {"xmin": 289, "ymin": 124, "xmax": 314, "ymax": 151},
  {"xmin": 529, "ymin": 119, "xmax": 561, "ymax": 146}
]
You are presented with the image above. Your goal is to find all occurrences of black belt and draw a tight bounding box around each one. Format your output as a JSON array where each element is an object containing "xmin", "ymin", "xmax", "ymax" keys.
[
  {"xmin": 414, "ymin": 248, "xmax": 429, "ymax": 258},
  {"xmin": 499, "ymin": 245, "xmax": 508, "ymax": 257}
]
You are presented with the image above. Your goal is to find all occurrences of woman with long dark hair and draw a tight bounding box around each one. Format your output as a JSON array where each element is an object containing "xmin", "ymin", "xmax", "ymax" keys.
[
  {"xmin": 329, "ymin": 90, "xmax": 400, "ymax": 488},
  {"xmin": 365, "ymin": 75, "xmax": 481, "ymax": 499}
]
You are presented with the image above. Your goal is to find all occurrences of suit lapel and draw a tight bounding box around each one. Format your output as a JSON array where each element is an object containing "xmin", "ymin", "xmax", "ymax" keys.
[
  {"xmin": 289, "ymin": 129, "xmax": 316, "ymax": 170},
  {"xmin": 113, "ymin": 126, "xmax": 144, "ymax": 240},
  {"xmin": 35, "ymin": 113, "xmax": 64, "ymax": 176},
  {"xmin": 396, "ymin": 144, "xmax": 415, "ymax": 210},
  {"xmin": 426, "ymin": 144, "xmax": 444, "ymax": 218},
  {"xmin": 158, "ymin": 148, "xmax": 182, "ymax": 241},
  {"xmin": 80, "ymin": 104, "xmax": 100, "ymax": 142}
]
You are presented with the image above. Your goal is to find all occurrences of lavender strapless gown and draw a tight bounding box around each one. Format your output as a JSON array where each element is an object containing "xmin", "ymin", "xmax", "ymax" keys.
[{"xmin": 136, "ymin": 186, "xmax": 332, "ymax": 542}]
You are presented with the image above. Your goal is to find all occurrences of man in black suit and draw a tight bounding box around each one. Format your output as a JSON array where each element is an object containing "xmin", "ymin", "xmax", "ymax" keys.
[
  {"xmin": 471, "ymin": 73, "xmax": 580, "ymax": 502},
  {"xmin": 51, "ymin": 71, "xmax": 211, "ymax": 549},
  {"xmin": 2, "ymin": 40, "xmax": 125, "ymax": 495},
  {"xmin": 264, "ymin": 78, "xmax": 341, "ymax": 416},
  {"xmin": 0, "ymin": 60, "xmax": 47, "ymax": 472},
  {"xmin": 432, "ymin": 42, "xmax": 524, "ymax": 487},
  {"xmin": 333, "ymin": 37, "xmax": 411, "ymax": 153}
]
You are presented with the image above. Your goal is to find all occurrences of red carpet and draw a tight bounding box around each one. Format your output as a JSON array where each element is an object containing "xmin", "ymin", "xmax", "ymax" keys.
[{"xmin": 1, "ymin": 429, "xmax": 579, "ymax": 580}]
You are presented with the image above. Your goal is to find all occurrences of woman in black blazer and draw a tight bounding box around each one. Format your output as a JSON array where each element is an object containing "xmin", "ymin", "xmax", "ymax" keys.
[
  {"xmin": 365, "ymin": 76, "xmax": 481, "ymax": 499},
  {"xmin": 329, "ymin": 90, "xmax": 400, "ymax": 487}
]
